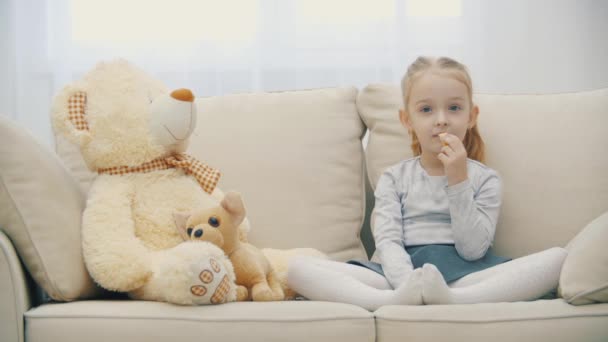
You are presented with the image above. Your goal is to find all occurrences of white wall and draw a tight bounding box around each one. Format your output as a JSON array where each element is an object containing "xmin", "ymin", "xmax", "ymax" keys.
[
  {"xmin": 0, "ymin": 0, "xmax": 16, "ymax": 119},
  {"xmin": 395, "ymin": 0, "xmax": 608, "ymax": 94},
  {"xmin": 1, "ymin": 0, "xmax": 607, "ymax": 148},
  {"xmin": 462, "ymin": 0, "xmax": 608, "ymax": 93}
]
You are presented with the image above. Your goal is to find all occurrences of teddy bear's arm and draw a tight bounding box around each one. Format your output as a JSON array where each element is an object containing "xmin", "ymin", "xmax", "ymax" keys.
[{"xmin": 82, "ymin": 176, "xmax": 153, "ymax": 292}]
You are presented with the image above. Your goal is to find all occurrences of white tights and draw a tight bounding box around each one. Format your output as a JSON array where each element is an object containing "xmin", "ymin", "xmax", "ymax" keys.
[{"xmin": 287, "ymin": 247, "xmax": 567, "ymax": 310}]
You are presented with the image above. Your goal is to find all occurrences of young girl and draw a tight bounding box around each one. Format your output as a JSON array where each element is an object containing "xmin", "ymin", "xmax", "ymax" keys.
[{"xmin": 287, "ymin": 56, "xmax": 567, "ymax": 311}]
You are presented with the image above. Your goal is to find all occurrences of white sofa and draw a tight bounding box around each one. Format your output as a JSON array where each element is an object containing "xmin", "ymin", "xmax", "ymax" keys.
[{"xmin": 1, "ymin": 84, "xmax": 608, "ymax": 342}]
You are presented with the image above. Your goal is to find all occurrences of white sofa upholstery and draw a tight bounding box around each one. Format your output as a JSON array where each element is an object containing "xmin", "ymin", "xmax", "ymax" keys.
[{"xmin": 1, "ymin": 85, "xmax": 608, "ymax": 342}]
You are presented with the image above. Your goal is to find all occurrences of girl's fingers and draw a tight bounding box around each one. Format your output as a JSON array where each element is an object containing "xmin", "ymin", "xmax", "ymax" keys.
[
  {"xmin": 441, "ymin": 145, "xmax": 455, "ymax": 156},
  {"xmin": 440, "ymin": 133, "xmax": 465, "ymax": 153},
  {"xmin": 437, "ymin": 151, "xmax": 449, "ymax": 164},
  {"xmin": 438, "ymin": 133, "xmax": 450, "ymax": 147}
]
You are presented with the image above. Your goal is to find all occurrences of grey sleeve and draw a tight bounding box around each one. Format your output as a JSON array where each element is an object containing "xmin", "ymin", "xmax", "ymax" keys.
[
  {"xmin": 445, "ymin": 170, "xmax": 502, "ymax": 261},
  {"xmin": 373, "ymin": 171, "xmax": 414, "ymax": 289}
]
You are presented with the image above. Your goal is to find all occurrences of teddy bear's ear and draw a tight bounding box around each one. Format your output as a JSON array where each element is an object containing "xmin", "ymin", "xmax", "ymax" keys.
[
  {"xmin": 67, "ymin": 92, "xmax": 90, "ymax": 132},
  {"xmin": 221, "ymin": 192, "xmax": 246, "ymax": 225},
  {"xmin": 172, "ymin": 212, "xmax": 192, "ymax": 240},
  {"xmin": 51, "ymin": 85, "xmax": 92, "ymax": 148}
]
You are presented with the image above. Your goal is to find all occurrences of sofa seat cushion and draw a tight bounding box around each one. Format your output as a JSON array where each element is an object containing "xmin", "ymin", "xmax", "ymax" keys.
[
  {"xmin": 25, "ymin": 300, "xmax": 375, "ymax": 342},
  {"xmin": 374, "ymin": 299, "xmax": 608, "ymax": 342}
]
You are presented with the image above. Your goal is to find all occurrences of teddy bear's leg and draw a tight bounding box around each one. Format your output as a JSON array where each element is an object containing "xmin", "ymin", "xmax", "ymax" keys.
[
  {"xmin": 267, "ymin": 270, "xmax": 285, "ymax": 301},
  {"xmin": 236, "ymin": 285, "xmax": 249, "ymax": 301},
  {"xmin": 250, "ymin": 275, "xmax": 276, "ymax": 302},
  {"xmin": 130, "ymin": 242, "xmax": 237, "ymax": 305}
]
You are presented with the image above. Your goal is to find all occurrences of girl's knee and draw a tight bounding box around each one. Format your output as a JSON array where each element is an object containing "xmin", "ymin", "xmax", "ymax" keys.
[
  {"xmin": 287, "ymin": 255, "xmax": 322, "ymax": 279},
  {"xmin": 548, "ymin": 246, "xmax": 568, "ymax": 259},
  {"xmin": 287, "ymin": 256, "xmax": 306, "ymax": 272}
]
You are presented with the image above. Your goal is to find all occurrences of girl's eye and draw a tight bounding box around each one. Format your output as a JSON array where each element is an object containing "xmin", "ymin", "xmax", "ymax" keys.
[
  {"xmin": 420, "ymin": 106, "xmax": 432, "ymax": 113},
  {"xmin": 208, "ymin": 216, "xmax": 220, "ymax": 228},
  {"xmin": 449, "ymin": 105, "xmax": 461, "ymax": 111}
]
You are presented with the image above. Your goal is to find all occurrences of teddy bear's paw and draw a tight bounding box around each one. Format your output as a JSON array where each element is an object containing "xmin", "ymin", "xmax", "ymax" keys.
[{"xmin": 189, "ymin": 257, "xmax": 234, "ymax": 305}]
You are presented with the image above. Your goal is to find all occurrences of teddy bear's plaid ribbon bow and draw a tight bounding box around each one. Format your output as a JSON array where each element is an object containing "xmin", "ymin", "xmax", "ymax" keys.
[{"xmin": 98, "ymin": 153, "xmax": 221, "ymax": 194}]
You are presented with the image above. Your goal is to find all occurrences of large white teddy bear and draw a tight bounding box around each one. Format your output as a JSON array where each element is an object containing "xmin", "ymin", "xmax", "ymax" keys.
[{"xmin": 51, "ymin": 59, "xmax": 247, "ymax": 305}]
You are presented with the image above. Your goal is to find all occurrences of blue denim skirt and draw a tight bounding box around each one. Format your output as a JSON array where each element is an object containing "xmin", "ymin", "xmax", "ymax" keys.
[{"xmin": 347, "ymin": 244, "xmax": 511, "ymax": 283}]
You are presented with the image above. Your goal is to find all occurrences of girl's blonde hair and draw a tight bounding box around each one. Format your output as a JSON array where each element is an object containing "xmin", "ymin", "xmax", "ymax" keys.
[{"xmin": 401, "ymin": 56, "xmax": 485, "ymax": 163}]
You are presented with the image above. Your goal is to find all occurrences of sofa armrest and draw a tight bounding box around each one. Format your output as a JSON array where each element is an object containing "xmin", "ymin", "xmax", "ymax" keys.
[{"xmin": 0, "ymin": 230, "xmax": 31, "ymax": 342}]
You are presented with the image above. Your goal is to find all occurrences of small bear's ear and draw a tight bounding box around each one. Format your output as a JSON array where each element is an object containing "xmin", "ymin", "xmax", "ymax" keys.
[
  {"xmin": 51, "ymin": 85, "xmax": 92, "ymax": 148},
  {"xmin": 220, "ymin": 191, "xmax": 246, "ymax": 225},
  {"xmin": 172, "ymin": 211, "xmax": 192, "ymax": 240}
]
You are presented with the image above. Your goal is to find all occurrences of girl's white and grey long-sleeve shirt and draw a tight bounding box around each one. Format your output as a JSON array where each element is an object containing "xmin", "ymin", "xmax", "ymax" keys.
[{"xmin": 373, "ymin": 156, "xmax": 502, "ymax": 288}]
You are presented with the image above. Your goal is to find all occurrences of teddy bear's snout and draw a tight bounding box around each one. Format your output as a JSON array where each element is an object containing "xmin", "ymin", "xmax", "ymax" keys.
[{"xmin": 171, "ymin": 88, "xmax": 194, "ymax": 103}]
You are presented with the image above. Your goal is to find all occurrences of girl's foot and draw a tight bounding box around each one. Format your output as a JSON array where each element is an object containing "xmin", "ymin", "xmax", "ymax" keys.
[
  {"xmin": 393, "ymin": 268, "xmax": 424, "ymax": 305},
  {"xmin": 421, "ymin": 263, "xmax": 452, "ymax": 305}
]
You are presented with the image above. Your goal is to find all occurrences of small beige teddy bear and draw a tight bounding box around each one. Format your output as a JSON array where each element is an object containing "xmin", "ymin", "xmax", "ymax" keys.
[{"xmin": 174, "ymin": 192, "xmax": 285, "ymax": 302}]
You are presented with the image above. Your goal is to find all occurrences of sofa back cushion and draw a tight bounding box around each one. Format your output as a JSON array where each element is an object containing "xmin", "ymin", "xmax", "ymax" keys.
[
  {"xmin": 192, "ymin": 88, "xmax": 367, "ymax": 261},
  {"xmin": 358, "ymin": 84, "xmax": 608, "ymax": 258},
  {"xmin": 54, "ymin": 87, "xmax": 368, "ymax": 262},
  {"xmin": 0, "ymin": 116, "xmax": 100, "ymax": 301}
]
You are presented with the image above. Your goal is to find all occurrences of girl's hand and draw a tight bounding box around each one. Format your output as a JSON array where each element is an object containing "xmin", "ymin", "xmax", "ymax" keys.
[{"xmin": 438, "ymin": 133, "xmax": 468, "ymax": 186}]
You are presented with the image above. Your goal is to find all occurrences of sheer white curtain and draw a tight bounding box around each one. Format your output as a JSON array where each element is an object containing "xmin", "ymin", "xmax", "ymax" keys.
[{"xmin": 1, "ymin": 0, "xmax": 607, "ymax": 146}]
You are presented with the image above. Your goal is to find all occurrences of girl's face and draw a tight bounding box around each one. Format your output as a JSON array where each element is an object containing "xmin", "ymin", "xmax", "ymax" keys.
[{"xmin": 400, "ymin": 71, "xmax": 478, "ymax": 155}]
